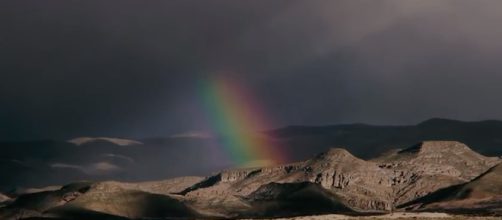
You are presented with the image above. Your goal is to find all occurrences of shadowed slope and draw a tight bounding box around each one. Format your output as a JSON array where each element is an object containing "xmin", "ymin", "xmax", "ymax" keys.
[
  {"xmin": 67, "ymin": 189, "xmax": 200, "ymax": 219},
  {"xmin": 402, "ymin": 164, "xmax": 502, "ymax": 215},
  {"xmin": 0, "ymin": 180, "xmax": 202, "ymax": 220},
  {"xmin": 242, "ymin": 182, "xmax": 354, "ymax": 218}
]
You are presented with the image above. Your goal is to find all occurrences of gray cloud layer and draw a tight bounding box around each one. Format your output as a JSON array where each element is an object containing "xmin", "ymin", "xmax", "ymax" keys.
[{"xmin": 2, "ymin": 1, "xmax": 502, "ymax": 140}]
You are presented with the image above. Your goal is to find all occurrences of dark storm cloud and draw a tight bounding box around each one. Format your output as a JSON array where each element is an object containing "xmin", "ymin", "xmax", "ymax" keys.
[{"xmin": 1, "ymin": 0, "xmax": 502, "ymax": 140}]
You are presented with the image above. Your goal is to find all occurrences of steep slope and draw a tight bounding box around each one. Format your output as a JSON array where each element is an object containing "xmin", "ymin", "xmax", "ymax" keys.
[
  {"xmin": 405, "ymin": 164, "xmax": 502, "ymax": 214},
  {"xmin": 374, "ymin": 141, "xmax": 500, "ymax": 206},
  {"xmin": 304, "ymin": 149, "xmax": 393, "ymax": 211},
  {"xmin": 179, "ymin": 148, "xmax": 394, "ymax": 215},
  {"xmin": 456, "ymin": 164, "xmax": 502, "ymax": 198}
]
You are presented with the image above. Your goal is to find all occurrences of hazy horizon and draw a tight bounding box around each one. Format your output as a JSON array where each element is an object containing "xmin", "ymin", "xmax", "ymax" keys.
[{"xmin": 2, "ymin": 117, "xmax": 501, "ymax": 142}]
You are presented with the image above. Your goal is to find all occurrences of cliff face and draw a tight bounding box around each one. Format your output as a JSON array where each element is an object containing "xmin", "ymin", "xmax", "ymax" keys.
[
  {"xmin": 375, "ymin": 141, "xmax": 500, "ymax": 206},
  {"xmin": 172, "ymin": 141, "xmax": 499, "ymax": 216},
  {"xmin": 296, "ymin": 148, "xmax": 394, "ymax": 211}
]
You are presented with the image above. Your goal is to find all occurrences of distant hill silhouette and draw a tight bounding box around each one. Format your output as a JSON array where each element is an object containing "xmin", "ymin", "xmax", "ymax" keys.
[{"xmin": 270, "ymin": 118, "xmax": 502, "ymax": 160}]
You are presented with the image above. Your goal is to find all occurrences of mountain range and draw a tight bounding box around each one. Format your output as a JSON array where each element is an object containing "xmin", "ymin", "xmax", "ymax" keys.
[
  {"xmin": 1, "ymin": 140, "xmax": 502, "ymax": 219},
  {"xmin": 3, "ymin": 118, "xmax": 502, "ymax": 193}
]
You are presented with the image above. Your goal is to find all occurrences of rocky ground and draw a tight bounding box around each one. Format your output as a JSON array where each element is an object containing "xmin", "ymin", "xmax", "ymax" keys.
[{"xmin": 257, "ymin": 212, "xmax": 502, "ymax": 220}]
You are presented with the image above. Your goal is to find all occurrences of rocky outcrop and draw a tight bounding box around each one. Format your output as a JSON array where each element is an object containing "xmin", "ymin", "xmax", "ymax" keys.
[
  {"xmin": 179, "ymin": 148, "xmax": 395, "ymax": 213},
  {"xmin": 91, "ymin": 176, "xmax": 204, "ymax": 195},
  {"xmin": 375, "ymin": 141, "xmax": 500, "ymax": 206},
  {"xmin": 299, "ymin": 148, "xmax": 394, "ymax": 211},
  {"xmin": 177, "ymin": 141, "xmax": 499, "ymax": 214},
  {"xmin": 219, "ymin": 163, "xmax": 306, "ymax": 183},
  {"xmin": 221, "ymin": 168, "xmax": 262, "ymax": 183}
]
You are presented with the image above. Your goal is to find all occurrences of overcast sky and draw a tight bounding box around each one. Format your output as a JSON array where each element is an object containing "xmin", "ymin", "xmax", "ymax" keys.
[{"xmin": 2, "ymin": 0, "xmax": 502, "ymax": 140}]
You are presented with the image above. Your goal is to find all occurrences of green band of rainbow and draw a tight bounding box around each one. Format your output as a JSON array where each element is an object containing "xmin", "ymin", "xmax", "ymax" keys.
[{"xmin": 198, "ymin": 76, "xmax": 286, "ymax": 167}]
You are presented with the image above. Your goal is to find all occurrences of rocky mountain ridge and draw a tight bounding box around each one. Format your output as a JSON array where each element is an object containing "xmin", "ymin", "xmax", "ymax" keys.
[
  {"xmin": 1, "ymin": 141, "xmax": 501, "ymax": 219},
  {"xmin": 5, "ymin": 118, "xmax": 502, "ymax": 193}
]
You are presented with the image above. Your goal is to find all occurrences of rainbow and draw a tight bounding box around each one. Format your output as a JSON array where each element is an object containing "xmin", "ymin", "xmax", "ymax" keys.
[{"xmin": 199, "ymin": 76, "xmax": 286, "ymax": 167}]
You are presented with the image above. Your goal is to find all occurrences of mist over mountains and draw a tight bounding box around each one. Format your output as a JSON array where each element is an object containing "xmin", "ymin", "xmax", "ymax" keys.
[{"xmin": 2, "ymin": 118, "xmax": 502, "ymax": 193}]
